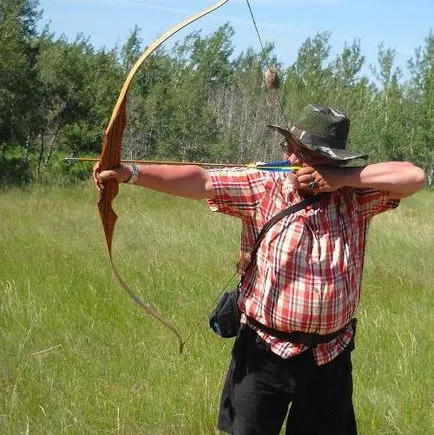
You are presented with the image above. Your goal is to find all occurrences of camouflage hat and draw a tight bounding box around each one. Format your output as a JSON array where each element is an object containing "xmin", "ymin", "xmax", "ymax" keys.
[{"xmin": 267, "ymin": 104, "xmax": 368, "ymax": 162}]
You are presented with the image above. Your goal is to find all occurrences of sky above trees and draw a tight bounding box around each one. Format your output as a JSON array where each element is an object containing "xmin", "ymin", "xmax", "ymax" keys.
[{"xmin": 38, "ymin": 0, "xmax": 433, "ymax": 74}]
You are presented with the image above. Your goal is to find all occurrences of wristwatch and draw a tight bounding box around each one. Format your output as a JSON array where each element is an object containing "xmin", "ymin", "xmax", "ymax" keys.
[{"xmin": 126, "ymin": 164, "xmax": 139, "ymax": 184}]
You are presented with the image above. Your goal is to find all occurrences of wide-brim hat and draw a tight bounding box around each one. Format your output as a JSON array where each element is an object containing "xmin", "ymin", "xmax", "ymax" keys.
[{"xmin": 267, "ymin": 104, "xmax": 368, "ymax": 162}]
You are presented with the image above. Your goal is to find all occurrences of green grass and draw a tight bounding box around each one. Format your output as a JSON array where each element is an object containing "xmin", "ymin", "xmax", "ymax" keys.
[{"xmin": 1, "ymin": 185, "xmax": 433, "ymax": 434}]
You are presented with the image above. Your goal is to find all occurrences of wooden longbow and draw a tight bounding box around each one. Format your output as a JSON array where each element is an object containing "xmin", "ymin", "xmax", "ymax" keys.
[{"xmin": 97, "ymin": 0, "xmax": 230, "ymax": 354}]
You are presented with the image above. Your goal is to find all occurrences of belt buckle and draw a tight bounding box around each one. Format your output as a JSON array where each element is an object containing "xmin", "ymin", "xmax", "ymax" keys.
[{"xmin": 301, "ymin": 333, "xmax": 320, "ymax": 347}]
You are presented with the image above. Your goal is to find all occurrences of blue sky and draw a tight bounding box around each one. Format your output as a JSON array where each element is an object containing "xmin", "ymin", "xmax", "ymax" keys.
[{"xmin": 38, "ymin": 0, "xmax": 433, "ymax": 74}]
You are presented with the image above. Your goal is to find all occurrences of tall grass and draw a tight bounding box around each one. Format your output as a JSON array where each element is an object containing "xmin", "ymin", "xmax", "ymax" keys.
[{"xmin": 1, "ymin": 184, "xmax": 433, "ymax": 434}]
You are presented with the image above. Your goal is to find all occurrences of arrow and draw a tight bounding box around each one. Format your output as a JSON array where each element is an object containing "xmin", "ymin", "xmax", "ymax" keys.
[{"xmin": 65, "ymin": 156, "xmax": 301, "ymax": 172}]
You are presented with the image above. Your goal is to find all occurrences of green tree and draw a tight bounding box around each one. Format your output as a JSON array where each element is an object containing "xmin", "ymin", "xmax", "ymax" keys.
[
  {"xmin": 408, "ymin": 32, "xmax": 434, "ymax": 179},
  {"xmin": 35, "ymin": 32, "xmax": 122, "ymax": 169},
  {"xmin": 1, "ymin": 0, "xmax": 41, "ymax": 35},
  {"xmin": 0, "ymin": 0, "xmax": 41, "ymax": 158},
  {"xmin": 284, "ymin": 31, "xmax": 333, "ymax": 115},
  {"xmin": 119, "ymin": 26, "xmax": 178, "ymax": 160},
  {"xmin": 368, "ymin": 44, "xmax": 408, "ymax": 161},
  {"xmin": 330, "ymin": 40, "xmax": 374, "ymax": 158},
  {"xmin": 217, "ymin": 43, "xmax": 282, "ymax": 163},
  {"xmin": 129, "ymin": 25, "xmax": 236, "ymax": 162}
]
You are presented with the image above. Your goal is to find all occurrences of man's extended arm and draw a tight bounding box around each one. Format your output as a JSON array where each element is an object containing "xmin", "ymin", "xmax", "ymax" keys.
[
  {"xmin": 94, "ymin": 163, "xmax": 214, "ymax": 200},
  {"xmin": 297, "ymin": 161, "xmax": 426, "ymax": 199}
]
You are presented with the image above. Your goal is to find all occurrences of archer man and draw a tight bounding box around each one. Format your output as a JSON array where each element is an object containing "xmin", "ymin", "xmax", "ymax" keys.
[{"xmin": 93, "ymin": 104, "xmax": 425, "ymax": 435}]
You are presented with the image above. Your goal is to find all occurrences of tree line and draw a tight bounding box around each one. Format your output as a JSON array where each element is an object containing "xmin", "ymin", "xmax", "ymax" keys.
[{"xmin": 1, "ymin": 0, "xmax": 433, "ymax": 186}]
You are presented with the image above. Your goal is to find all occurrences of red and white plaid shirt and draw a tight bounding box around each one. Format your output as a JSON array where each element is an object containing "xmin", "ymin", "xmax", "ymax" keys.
[{"xmin": 208, "ymin": 168, "xmax": 399, "ymax": 365}]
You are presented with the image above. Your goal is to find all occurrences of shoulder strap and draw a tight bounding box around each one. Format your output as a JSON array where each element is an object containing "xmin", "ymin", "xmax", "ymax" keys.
[{"xmin": 249, "ymin": 193, "xmax": 327, "ymax": 263}]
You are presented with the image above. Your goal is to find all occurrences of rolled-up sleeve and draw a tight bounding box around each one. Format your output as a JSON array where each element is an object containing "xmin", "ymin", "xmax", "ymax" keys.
[
  {"xmin": 354, "ymin": 188, "xmax": 400, "ymax": 219},
  {"xmin": 207, "ymin": 168, "xmax": 267, "ymax": 218}
]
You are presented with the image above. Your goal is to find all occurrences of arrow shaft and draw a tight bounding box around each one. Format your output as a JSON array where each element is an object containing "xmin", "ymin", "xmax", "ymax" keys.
[
  {"xmin": 66, "ymin": 157, "xmax": 300, "ymax": 172},
  {"xmin": 66, "ymin": 157, "xmax": 243, "ymax": 168}
]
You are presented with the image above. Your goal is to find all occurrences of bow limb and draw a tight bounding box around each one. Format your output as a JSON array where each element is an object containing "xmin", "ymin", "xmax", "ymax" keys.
[{"xmin": 98, "ymin": 0, "xmax": 230, "ymax": 353}]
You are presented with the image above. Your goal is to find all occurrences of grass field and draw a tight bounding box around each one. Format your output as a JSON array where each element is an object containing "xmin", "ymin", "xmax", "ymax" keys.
[{"xmin": 1, "ymin": 184, "xmax": 433, "ymax": 434}]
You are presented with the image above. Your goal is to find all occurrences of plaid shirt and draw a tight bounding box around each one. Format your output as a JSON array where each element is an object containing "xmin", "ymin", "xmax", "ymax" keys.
[{"xmin": 208, "ymin": 168, "xmax": 399, "ymax": 365}]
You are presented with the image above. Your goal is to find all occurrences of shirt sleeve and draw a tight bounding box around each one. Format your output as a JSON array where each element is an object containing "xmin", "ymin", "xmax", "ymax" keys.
[
  {"xmin": 354, "ymin": 188, "xmax": 400, "ymax": 220},
  {"xmin": 207, "ymin": 168, "xmax": 268, "ymax": 219}
]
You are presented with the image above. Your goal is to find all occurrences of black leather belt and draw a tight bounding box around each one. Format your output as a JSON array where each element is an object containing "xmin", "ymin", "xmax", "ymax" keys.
[{"xmin": 246, "ymin": 316, "xmax": 356, "ymax": 347}]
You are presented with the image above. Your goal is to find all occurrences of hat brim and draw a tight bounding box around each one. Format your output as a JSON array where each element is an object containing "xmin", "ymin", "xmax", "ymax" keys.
[{"xmin": 267, "ymin": 124, "xmax": 368, "ymax": 162}]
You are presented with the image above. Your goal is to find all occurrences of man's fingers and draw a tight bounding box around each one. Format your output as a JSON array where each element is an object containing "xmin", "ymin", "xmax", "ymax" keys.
[
  {"xmin": 92, "ymin": 163, "xmax": 123, "ymax": 189},
  {"xmin": 92, "ymin": 162, "xmax": 104, "ymax": 191},
  {"xmin": 296, "ymin": 166, "xmax": 314, "ymax": 177},
  {"xmin": 92, "ymin": 165, "xmax": 131, "ymax": 191},
  {"xmin": 297, "ymin": 174, "xmax": 314, "ymax": 185},
  {"xmin": 97, "ymin": 169, "xmax": 115, "ymax": 182}
]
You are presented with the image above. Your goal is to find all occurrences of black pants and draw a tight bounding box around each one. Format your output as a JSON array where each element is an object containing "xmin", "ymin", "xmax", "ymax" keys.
[{"xmin": 218, "ymin": 325, "xmax": 357, "ymax": 435}]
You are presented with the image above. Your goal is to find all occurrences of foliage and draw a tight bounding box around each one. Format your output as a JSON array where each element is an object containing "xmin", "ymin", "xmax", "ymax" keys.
[
  {"xmin": 0, "ymin": 1, "xmax": 433, "ymax": 185},
  {"xmin": 0, "ymin": 155, "xmax": 31, "ymax": 186},
  {"xmin": 0, "ymin": 0, "xmax": 41, "ymax": 152}
]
